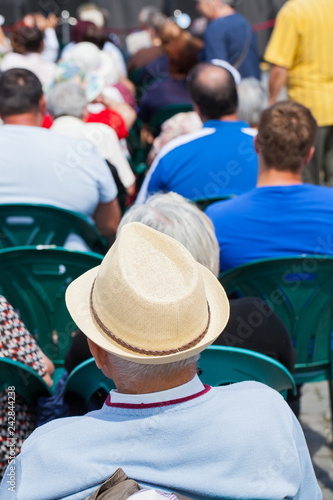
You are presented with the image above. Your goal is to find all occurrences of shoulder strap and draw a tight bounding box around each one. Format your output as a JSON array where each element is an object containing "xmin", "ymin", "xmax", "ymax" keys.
[{"xmin": 232, "ymin": 22, "xmax": 252, "ymax": 70}]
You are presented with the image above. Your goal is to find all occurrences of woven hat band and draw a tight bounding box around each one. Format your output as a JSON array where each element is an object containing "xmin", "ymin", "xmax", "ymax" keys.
[{"xmin": 89, "ymin": 279, "xmax": 211, "ymax": 356}]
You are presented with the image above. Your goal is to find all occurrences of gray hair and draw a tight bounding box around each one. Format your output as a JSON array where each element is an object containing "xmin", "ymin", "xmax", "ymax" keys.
[
  {"xmin": 107, "ymin": 352, "xmax": 200, "ymax": 390},
  {"xmin": 118, "ymin": 192, "xmax": 220, "ymax": 276},
  {"xmin": 138, "ymin": 7, "xmax": 166, "ymax": 30},
  {"xmin": 237, "ymin": 77, "xmax": 269, "ymax": 127},
  {"xmin": 46, "ymin": 81, "xmax": 87, "ymax": 119}
]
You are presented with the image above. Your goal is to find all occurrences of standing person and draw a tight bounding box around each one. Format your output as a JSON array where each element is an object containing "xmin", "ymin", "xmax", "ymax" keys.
[
  {"xmin": 196, "ymin": 0, "xmax": 260, "ymax": 79},
  {"xmin": 264, "ymin": 0, "xmax": 333, "ymax": 185},
  {"xmin": 0, "ymin": 222, "xmax": 321, "ymax": 499}
]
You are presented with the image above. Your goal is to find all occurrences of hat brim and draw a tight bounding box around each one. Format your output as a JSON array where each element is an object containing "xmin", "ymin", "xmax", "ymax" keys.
[{"xmin": 65, "ymin": 263, "xmax": 229, "ymax": 364}]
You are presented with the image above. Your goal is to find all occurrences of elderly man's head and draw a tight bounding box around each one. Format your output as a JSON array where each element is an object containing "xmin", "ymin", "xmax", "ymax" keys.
[
  {"xmin": 237, "ymin": 78, "xmax": 268, "ymax": 128},
  {"xmin": 187, "ymin": 62, "xmax": 238, "ymax": 122},
  {"xmin": 66, "ymin": 221, "xmax": 229, "ymax": 393},
  {"xmin": 47, "ymin": 82, "xmax": 87, "ymax": 120},
  {"xmin": 118, "ymin": 192, "xmax": 220, "ymax": 276}
]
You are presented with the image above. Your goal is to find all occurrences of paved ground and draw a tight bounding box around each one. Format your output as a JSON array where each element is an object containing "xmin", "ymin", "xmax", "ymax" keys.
[{"xmin": 300, "ymin": 382, "xmax": 333, "ymax": 499}]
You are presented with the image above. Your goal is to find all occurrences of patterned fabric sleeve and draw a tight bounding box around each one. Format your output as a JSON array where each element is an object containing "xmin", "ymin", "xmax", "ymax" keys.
[{"xmin": 0, "ymin": 295, "xmax": 47, "ymax": 377}]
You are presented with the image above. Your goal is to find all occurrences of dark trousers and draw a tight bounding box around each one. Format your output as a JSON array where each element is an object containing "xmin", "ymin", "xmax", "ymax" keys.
[{"xmin": 303, "ymin": 125, "xmax": 333, "ymax": 186}]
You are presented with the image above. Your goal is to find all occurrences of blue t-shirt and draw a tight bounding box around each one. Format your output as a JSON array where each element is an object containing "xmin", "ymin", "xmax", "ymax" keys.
[
  {"xmin": 205, "ymin": 184, "xmax": 333, "ymax": 272},
  {"xmin": 203, "ymin": 13, "xmax": 260, "ymax": 80},
  {"xmin": 143, "ymin": 120, "xmax": 258, "ymax": 201}
]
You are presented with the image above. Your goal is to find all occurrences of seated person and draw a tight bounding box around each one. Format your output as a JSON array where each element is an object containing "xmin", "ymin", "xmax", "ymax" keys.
[
  {"xmin": 23, "ymin": 12, "xmax": 60, "ymax": 63},
  {"xmin": 134, "ymin": 21, "xmax": 182, "ymax": 94},
  {"xmin": 0, "ymin": 22, "xmax": 56, "ymax": 90},
  {"xmin": 136, "ymin": 62, "xmax": 258, "ymax": 204},
  {"xmin": 147, "ymin": 111, "xmax": 202, "ymax": 166},
  {"xmin": 0, "ymin": 295, "xmax": 54, "ymax": 479},
  {"xmin": 47, "ymin": 82, "xmax": 136, "ymax": 196},
  {"xmin": 57, "ymin": 41, "xmax": 137, "ymax": 137},
  {"xmin": 126, "ymin": 8, "xmax": 167, "ymax": 75},
  {"xmin": 138, "ymin": 31, "xmax": 202, "ymax": 124},
  {"xmin": 0, "ymin": 68, "xmax": 121, "ymax": 239},
  {"xmin": 237, "ymin": 77, "xmax": 269, "ymax": 129},
  {"xmin": 65, "ymin": 193, "xmax": 295, "ymax": 388},
  {"xmin": 205, "ymin": 101, "xmax": 333, "ymax": 272},
  {"xmin": 62, "ymin": 4, "xmax": 127, "ymax": 81},
  {"xmin": 0, "ymin": 223, "xmax": 321, "ymax": 499}
]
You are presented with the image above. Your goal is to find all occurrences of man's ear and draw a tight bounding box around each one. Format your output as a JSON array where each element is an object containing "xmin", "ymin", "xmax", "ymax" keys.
[
  {"xmin": 39, "ymin": 94, "xmax": 47, "ymax": 116},
  {"xmin": 304, "ymin": 145, "xmax": 315, "ymax": 166},
  {"xmin": 254, "ymin": 134, "xmax": 260, "ymax": 154},
  {"xmin": 87, "ymin": 338, "xmax": 108, "ymax": 370}
]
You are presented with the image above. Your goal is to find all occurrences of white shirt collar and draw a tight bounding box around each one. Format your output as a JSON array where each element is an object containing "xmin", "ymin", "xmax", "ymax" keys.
[{"xmin": 109, "ymin": 374, "xmax": 205, "ymax": 405}]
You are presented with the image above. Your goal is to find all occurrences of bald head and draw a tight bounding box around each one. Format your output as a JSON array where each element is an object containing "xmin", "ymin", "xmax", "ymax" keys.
[{"xmin": 188, "ymin": 62, "xmax": 238, "ymax": 121}]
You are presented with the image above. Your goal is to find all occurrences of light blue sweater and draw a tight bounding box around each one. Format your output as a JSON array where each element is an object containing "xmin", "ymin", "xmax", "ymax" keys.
[{"xmin": 0, "ymin": 381, "xmax": 322, "ymax": 500}]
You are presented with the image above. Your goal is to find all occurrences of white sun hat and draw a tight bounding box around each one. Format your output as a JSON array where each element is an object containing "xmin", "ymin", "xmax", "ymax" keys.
[{"xmin": 65, "ymin": 222, "xmax": 229, "ymax": 364}]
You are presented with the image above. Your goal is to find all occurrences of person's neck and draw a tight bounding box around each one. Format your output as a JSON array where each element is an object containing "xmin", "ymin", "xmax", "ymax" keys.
[
  {"xmin": 4, "ymin": 113, "xmax": 42, "ymax": 127},
  {"xmin": 115, "ymin": 367, "xmax": 197, "ymax": 395},
  {"xmin": 203, "ymin": 113, "xmax": 238, "ymax": 123},
  {"xmin": 213, "ymin": 4, "xmax": 234, "ymax": 20},
  {"xmin": 257, "ymin": 166, "xmax": 303, "ymax": 187}
]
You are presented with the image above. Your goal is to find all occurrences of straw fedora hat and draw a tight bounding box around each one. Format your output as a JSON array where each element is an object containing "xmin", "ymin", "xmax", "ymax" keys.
[{"xmin": 65, "ymin": 222, "xmax": 229, "ymax": 364}]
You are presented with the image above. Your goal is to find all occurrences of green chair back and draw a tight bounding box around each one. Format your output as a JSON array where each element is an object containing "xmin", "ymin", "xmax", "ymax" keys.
[
  {"xmin": 127, "ymin": 118, "xmax": 150, "ymax": 189},
  {"xmin": 0, "ymin": 357, "xmax": 52, "ymax": 405},
  {"xmin": 149, "ymin": 103, "xmax": 193, "ymax": 137},
  {"xmin": 193, "ymin": 195, "xmax": 236, "ymax": 211},
  {"xmin": 219, "ymin": 256, "xmax": 333, "ymax": 386},
  {"xmin": 0, "ymin": 246, "xmax": 103, "ymax": 367},
  {"xmin": 0, "ymin": 203, "xmax": 108, "ymax": 254},
  {"xmin": 128, "ymin": 67, "xmax": 143, "ymax": 86},
  {"xmin": 64, "ymin": 358, "xmax": 116, "ymax": 405},
  {"xmin": 199, "ymin": 345, "xmax": 296, "ymax": 397}
]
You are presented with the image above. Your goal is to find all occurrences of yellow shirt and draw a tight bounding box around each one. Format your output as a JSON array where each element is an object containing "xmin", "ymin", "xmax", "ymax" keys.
[{"xmin": 264, "ymin": 0, "xmax": 333, "ymax": 126}]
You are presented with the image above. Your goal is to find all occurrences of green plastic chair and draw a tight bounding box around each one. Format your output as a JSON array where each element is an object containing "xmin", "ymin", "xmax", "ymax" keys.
[
  {"xmin": 199, "ymin": 345, "xmax": 296, "ymax": 398},
  {"xmin": 0, "ymin": 246, "xmax": 103, "ymax": 367},
  {"xmin": 0, "ymin": 203, "xmax": 108, "ymax": 254},
  {"xmin": 149, "ymin": 103, "xmax": 193, "ymax": 137},
  {"xmin": 0, "ymin": 357, "xmax": 52, "ymax": 405},
  {"xmin": 193, "ymin": 195, "xmax": 236, "ymax": 211},
  {"xmin": 219, "ymin": 256, "xmax": 333, "ymax": 421},
  {"xmin": 64, "ymin": 358, "xmax": 116, "ymax": 405},
  {"xmin": 128, "ymin": 67, "xmax": 144, "ymax": 86},
  {"xmin": 127, "ymin": 118, "xmax": 150, "ymax": 189}
]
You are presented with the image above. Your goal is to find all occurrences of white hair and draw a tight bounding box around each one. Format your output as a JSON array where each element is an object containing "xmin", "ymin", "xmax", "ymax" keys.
[
  {"xmin": 47, "ymin": 82, "xmax": 87, "ymax": 119},
  {"xmin": 237, "ymin": 78, "xmax": 269, "ymax": 127},
  {"xmin": 107, "ymin": 352, "xmax": 200, "ymax": 390},
  {"xmin": 138, "ymin": 7, "xmax": 166, "ymax": 30},
  {"xmin": 118, "ymin": 192, "xmax": 220, "ymax": 276}
]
